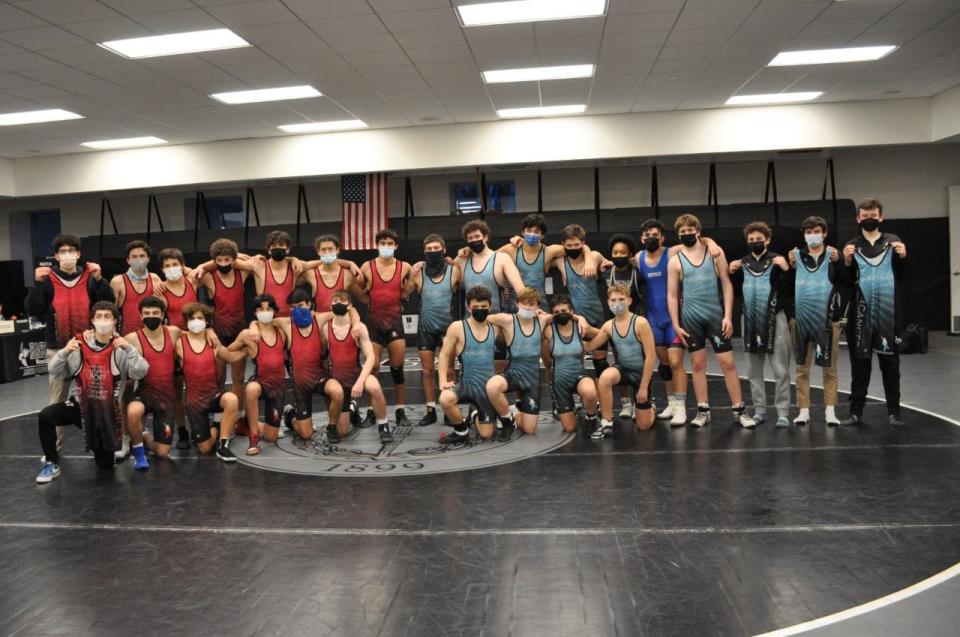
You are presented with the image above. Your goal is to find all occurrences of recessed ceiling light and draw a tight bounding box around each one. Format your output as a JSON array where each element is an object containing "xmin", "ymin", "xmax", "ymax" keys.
[
  {"xmin": 457, "ymin": 0, "xmax": 607, "ymax": 27},
  {"xmin": 99, "ymin": 28, "xmax": 250, "ymax": 59},
  {"xmin": 80, "ymin": 136, "xmax": 167, "ymax": 149},
  {"xmin": 0, "ymin": 109, "xmax": 83, "ymax": 126},
  {"xmin": 497, "ymin": 104, "xmax": 587, "ymax": 118},
  {"xmin": 725, "ymin": 92, "xmax": 823, "ymax": 106},
  {"xmin": 769, "ymin": 45, "xmax": 896, "ymax": 66},
  {"xmin": 278, "ymin": 119, "xmax": 368, "ymax": 133},
  {"xmin": 483, "ymin": 64, "xmax": 595, "ymax": 84},
  {"xmin": 211, "ymin": 85, "xmax": 322, "ymax": 105}
]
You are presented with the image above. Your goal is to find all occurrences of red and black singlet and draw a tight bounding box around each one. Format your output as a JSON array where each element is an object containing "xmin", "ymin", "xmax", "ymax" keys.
[
  {"xmin": 211, "ymin": 270, "xmax": 246, "ymax": 341},
  {"xmin": 76, "ymin": 336, "xmax": 120, "ymax": 451},
  {"xmin": 327, "ymin": 321, "xmax": 361, "ymax": 388},
  {"xmin": 313, "ymin": 267, "xmax": 345, "ymax": 313},
  {"xmin": 253, "ymin": 327, "xmax": 287, "ymax": 397},
  {"xmin": 263, "ymin": 263, "xmax": 294, "ymax": 318},
  {"xmin": 367, "ymin": 259, "xmax": 402, "ymax": 330},
  {"xmin": 121, "ymin": 273, "xmax": 154, "ymax": 333},
  {"xmin": 49, "ymin": 269, "xmax": 91, "ymax": 348},
  {"xmin": 291, "ymin": 316, "xmax": 325, "ymax": 391},
  {"xmin": 179, "ymin": 334, "xmax": 219, "ymax": 410},
  {"xmin": 161, "ymin": 281, "xmax": 197, "ymax": 330},
  {"xmin": 135, "ymin": 327, "xmax": 176, "ymax": 412}
]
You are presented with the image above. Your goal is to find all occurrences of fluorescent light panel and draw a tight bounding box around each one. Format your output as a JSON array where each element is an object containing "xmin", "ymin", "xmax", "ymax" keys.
[
  {"xmin": 497, "ymin": 104, "xmax": 586, "ymax": 118},
  {"xmin": 81, "ymin": 136, "xmax": 167, "ymax": 149},
  {"xmin": 99, "ymin": 28, "xmax": 249, "ymax": 59},
  {"xmin": 457, "ymin": 0, "xmax": 606, "ymax": 26},
  {"xmin": 0, "ymin": 109, "xmax": 83, "ymax": 126},
  {"xmin": 483, "ymin": 64, "xmax": 594, "ymax": 83},
  {"xmin": 725, "ymin": 92, "xmax": 823, "ymax": 106},
  {"xmin": 211, "ymin": 85, "xmax": 322, "ymax": 104},
  {"xmin": 278, "ymin": 120, "xmax": 367, "ymax": 133},
  {"xmin": 769, "ymin": 45, "xmax": 896, "ymax": 66}
]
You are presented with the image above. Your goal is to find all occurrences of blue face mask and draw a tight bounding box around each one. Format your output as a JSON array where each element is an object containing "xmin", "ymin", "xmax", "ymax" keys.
[
  {"xmin": 320, "ymin": 253, "xmax": 338, "ymax": 265},
  {"xmin": 379, "ymin": 246, "xmax": 395, "ymax": 259},
  {"xmin": 291, "ymin": 306, "xmax": 313, "ymax": 328},
  {"xmin": 523, "ymin": 233, "xmax": 540, "ymax": 246}
]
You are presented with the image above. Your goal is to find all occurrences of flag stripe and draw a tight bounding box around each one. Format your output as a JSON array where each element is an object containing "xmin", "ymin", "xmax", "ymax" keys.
[{"xmin": 341, "ymin": 173, "xmax": 388, "ymax": 250}]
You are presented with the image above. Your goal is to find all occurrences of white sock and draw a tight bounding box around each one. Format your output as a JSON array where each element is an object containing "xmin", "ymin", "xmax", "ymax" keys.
[
  {"xmin": 825, "ymin": 406, "xmax": 838, "ymax": 421},
  {"xmin": 376, "ymin": 419, "xmax": 388, "ymax": 426},
  {"xmin": 795, "ymin": 408, "xmax": 810, "ymax": 422},
  {"xmin": 427, "ymin": 401, "xmax": 436, "ymax": 409},
  {"xmin": 132, "ymin": 442, "xmax": 143, "ymax": 449},
  {"xmin": 600, "ymin": 418, "xmax": 612, "ymax": 428}
]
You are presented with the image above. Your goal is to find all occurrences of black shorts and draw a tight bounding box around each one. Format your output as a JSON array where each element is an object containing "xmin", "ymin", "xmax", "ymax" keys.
[
  {"xmin": 448, "ymin": 384, "xmax": 493, "ymax": 424},
  {"xmin": 248, "ymin": 376, "xmax": 283, "ymax": 428},
  {"xmin": 417, "ymin": 328, "xmax": 444, "ymax": 352},
  {"xmin": 368, "ymin": 316, "xmax": 405, "ymax": 346},
  {"xmin": 494, "ymin": 335, "xmax": 507, "ymax": 361},
  {"xmin": 187, "ymin": 392, "xmax": 226, "ymax": 443},
  {"xmin": 553, "ymin": 374, "xmax": 589, "ymax": 415},
  {"xmin": 503, "ymin": 371, "xmax": 540, "ymax": 415},
  {"xmin": 293, "ymin": 377, "xmax": 330, "ymax": 420},
  {"xmin": 613, "ymin": 365, "xmax": 643, "ymax": 390},
  {"xmin": 683, "ymin": 318, "xmax": 732, "ymax": 353},
  {"xmin": 129, "ymin": 395, "xmax": 175, "ymax": 446}
]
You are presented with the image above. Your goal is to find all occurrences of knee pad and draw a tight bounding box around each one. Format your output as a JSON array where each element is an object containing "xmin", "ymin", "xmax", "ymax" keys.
[
  {"xmin": 658, "ymin": 364, "xmax": 672, "ymax": 382},
  {"xmin": 593, "ymin": 358, "xmax": 609, "ymax": 375},
  {"xmin": 635, "ymin": 400, "xmax": 652, "ymax": 411},
  {"xmin": 390, "ymin": 365, "xmax": 405, "ymax": 385}
]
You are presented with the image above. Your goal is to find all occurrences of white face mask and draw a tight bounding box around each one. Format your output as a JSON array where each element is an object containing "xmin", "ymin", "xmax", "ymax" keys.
[
  {"xmin": 187, "ymin": 319, "xmax": 206, "ymax": 334},
  {"xmin": 517, "ymin": 308, "xmax": 538, "ymax": 320},
  {"xmin": 320, "ymin": 253, "xmax": 338, "ymax": 265},
  {"xmin": 609, "ymin": 302, "xmax": 628, "ymax": 316},
  {"xmin": 805, "ymin": 234, "xmax": 824, "ymax": 248},
  {"xmin": 129, "ymin": 257, "xmax": 148, "ymax": 273},
  {"xmin": 93, "ymin": 319, "xmax": 114, "ymax": 335},
  {"xmin": 378, "ymin": 246, "xmax": 395, "ymax": 259},
  {"xmin": 58, "ymin": 254, "xmax": 78, "ymax": 270},
  {"xmin": 163, "ymin": 266, "xmax": 183, "ymax": 281},
  {"xmin": 256, "ymin": 310, "xmax": 274, "ymax": 324}
]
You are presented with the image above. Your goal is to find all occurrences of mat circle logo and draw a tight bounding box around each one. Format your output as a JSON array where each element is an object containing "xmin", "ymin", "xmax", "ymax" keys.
[{"xmin": 234, "ymin": 405, "xmax": 574, "ymax": 476}]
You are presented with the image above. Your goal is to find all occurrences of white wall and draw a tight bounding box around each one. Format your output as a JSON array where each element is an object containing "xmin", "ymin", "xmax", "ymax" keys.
[
  {"xmin": 1, "ymin": 142, "xmax": 958, "ymax": 261},
  {"xmin": 950, "ymin": 185, "xmax": 960, "ymax": 333}
]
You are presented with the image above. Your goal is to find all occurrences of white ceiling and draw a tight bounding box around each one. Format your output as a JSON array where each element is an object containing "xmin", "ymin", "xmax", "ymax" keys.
[{"xmin": 0, "ymin": 0, "xmax": 957, "ymax": 158}]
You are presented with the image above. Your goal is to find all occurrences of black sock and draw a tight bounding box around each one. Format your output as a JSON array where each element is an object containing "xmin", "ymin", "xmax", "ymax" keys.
[{"xmin": 499, "ymin": 415, "xmax": 513, "ymax": 428}]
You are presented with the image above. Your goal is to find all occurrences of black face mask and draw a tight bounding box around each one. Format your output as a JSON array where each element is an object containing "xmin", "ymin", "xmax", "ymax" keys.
[
  {"xmin": 470, "ymin": 308, "xmax": 489, "ymax": 322},
  {"xmin": 679, "ymin": 234, "xmax": 698, "ymax": 247},
  {"xmin": 216, "ymin": 264, "xmax": 233, "ymax": 274},
  {"xmin": 468, "ymin": 240, "xmax": 485, "ymax": 253},
  {"xmin": 270, "ymin": 248, "xmax": 287, "ymax": 262},
  {"xmin": 332, "ymin": 303, "xmax": 348, "ymax": 316},
  {"xmin": 142, "ymin": 317, "xmax": 162, "ymax": 331},
  {"xmin": 749, "ymin": 241, "xmax": 766, "ymax": 256},
  {"xmin": 860, "ymin": 218, "xmax": 880, "ymax": 232},
  {"xmin": 554, "ymin": 312, "xmax": 572, "ymax": 325},
  {"xmin": 425, "ymin": 251, "xmax": 445, "ymax": 270},
  {"xmin": 565, "ymin": 248, "xmax": 582, "ymax": 260},
  {"xmin": 644, "ymin": 238, "xmax": 660, "ymax": 253},
  {"xmin": 612, "ymin": 256, "xmax": 630, "ymax": 269}
]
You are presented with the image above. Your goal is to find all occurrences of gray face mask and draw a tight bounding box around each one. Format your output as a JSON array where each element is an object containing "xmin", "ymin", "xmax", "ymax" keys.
[{"xmin": 609, "ymin": 302, "xmax": 628, "ymax": 316}]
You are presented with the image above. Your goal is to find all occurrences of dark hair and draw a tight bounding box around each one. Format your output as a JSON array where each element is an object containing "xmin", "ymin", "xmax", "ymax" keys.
[
  {"xmin": 375, "ymin": 228, "xmax": 399, "ymax": 244},
  {"xmin": 125, "ymin": 240, "xmax": 151, "ymax": 258},
  {"xmin": 90, "ymin": 300, "xmax": 120, "ymax": 321},
  {"xmin": 521, "ymin": 213, "xmax": 547, "ymax": 234},
  {"xmin": 52, "ymin": 234, "xmax": 81, "ymax": 252},
  {"xmin": 640, "ymin": 219, "xmax": 665, "ymax": 235},
  {"xmin": 608, "ymin": 233, "xmax": 636, "ymax": 254},
  {"xmin": 287, "ymin": 288, "xmax": 312, "ymax": 307},
  {"xmin": 550, "ymin": 293, "xmax": 573, "ymax": 311},
  {"xmin": 266, "ymin": 230, "xmax": 292, "ymax": 249},
  {"xmin": 423, "ymin": 233, "xmax": 446, "ymax": 248},
  {"xmin": 743, "ymin": 221, "xmax": 772, "ymax": 239},
  {"xmin": 138, "ymin": 296, "xmax": 166, "ymax": 314},
  {"xmin": 462, "ymin": 220, "xmax": 490, "ymax": 239},
  {"xmin": 253, "ymin": 293, "xmax": 278, "ymax": 312},
  {"xmin": 801, "ymin": 216, "xmax": 828, "ymax": 233},
  {"xmin": 858, "ymin": 197, "xmax": 883, "ymax": 213},
  {"xmin": 182, "ymin": 302, "xmax": 213, "ymax": 324},
  {"xmin": 465, "ymin": 285, "xmax": 492, "ymax": 304},
  {"xmin": 314, "ymin": 234, "xmax": 340, "ymax": 250},
  {"xmin": 560, "ymin": 224, "xmax": 585, "ymax": 241},
  {"xmin": 158, "ymin": 248, "xmax": 184, "ymax": 265},
  {"xmin": 209, "ymin": 238, "xmax": 238, "ymax": 259}
]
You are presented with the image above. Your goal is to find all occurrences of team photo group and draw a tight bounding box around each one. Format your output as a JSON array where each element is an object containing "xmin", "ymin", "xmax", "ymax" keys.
[{"xmin": 27, "ymin": 197, "xmax": 906, "ymax": 484}]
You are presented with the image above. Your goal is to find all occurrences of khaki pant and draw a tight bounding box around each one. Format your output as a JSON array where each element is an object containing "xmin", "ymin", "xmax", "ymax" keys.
[{"xmin": 791, "ymin": 321, "xmax": 840, "ymax": 407}]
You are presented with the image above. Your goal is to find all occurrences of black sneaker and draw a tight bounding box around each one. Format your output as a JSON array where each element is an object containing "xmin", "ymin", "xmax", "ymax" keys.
[
  {"xmin": 282, "ymin": 404, "xmax": 295, "ymax": 430},
  {"xmin": 379, "ymin": 425, "xmax": 395, "ymax": 444},
  {"xmin": 417, "ymin": 406, "xmax": 437, "ymax": 427},
  {"xmin": 395, "ymin": 408, "xmax": 411, "ymax": 427},
  {"xmin": 325, "ymin": 425, "xmax": 341, "ymax": 444},
  {"xmin": 441, "ymin": 429, "xmax": 470, "ymax": 445},
  {"xmin": 498, "ymin": 421, "xmax": 515, "ymax": 442},
  {"xmin": 841, "ymin": 413, "xmax": 862, "ymax": 427},
  {"xmin": 889, "ymin": 414, "xmax": 906, "ymax": 427},
  {"xmin": 176, "ymin": 427, "xmax": 190, "ymax": 450},
  {"xmin": 215, "ymin": 441, "xmax": 236, "ymax": 463},
  {"xmin": 349, "ymin": 400, "xmax": 361, "ymax": 426},
  {"xmin": 357, "ymin": 408, "xmax": 376, "ymax": 429}
]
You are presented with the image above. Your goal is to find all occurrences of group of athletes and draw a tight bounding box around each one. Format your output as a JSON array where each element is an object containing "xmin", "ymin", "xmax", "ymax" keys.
[{"xmin": 26, "ymin": 196, "xmax": 907, "ymax": 484}]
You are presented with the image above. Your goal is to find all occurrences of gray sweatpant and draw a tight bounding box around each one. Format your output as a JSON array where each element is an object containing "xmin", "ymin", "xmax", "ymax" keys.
[{"xmin": 745, "ymin": 312, "xmax": 792, "ymax": 418}]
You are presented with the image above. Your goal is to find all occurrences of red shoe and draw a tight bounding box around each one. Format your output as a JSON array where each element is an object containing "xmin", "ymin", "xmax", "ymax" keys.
[
  {"xmin": 246, "ymin": 435, "xmax": 260, "ymax": 456},
  {"xmin": 235, "ymin": 417, "xmax": 249, "ymax": 436}
]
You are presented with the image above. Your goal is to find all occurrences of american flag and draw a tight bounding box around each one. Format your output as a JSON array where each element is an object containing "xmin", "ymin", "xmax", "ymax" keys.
[{"xmin": 341, "ymin": 173, "xmax": 388, "ymax": 250}]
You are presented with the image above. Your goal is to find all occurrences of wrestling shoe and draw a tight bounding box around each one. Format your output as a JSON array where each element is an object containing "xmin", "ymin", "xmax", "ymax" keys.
[
  {"xmin": 132, "ymin": 446, "xmax": 149, "ymax": 471},
  {"xmin": 590, "ymin": 419, "xmax": 613, "ymax": 440},
  {"xmin": 325, "ymin": 425, "xmax": 341, "ymax": 444},
  {"xmin": 379, "ymin": 424, "xmax": 395, "ymax": 444},
  {"xmin": 246, "ymin": 434, "xmax": 260, "ymax": 456},
  {"xmin": 176, "ymin": 426, "xmax": 190, "ymax": 450},
  {"xmin": 417, "ymin": 406, "xmax": 437, "ymax": 427},
  {"xmin": 215, "ymin": 440, "xmax": 237, "ymax": 463},
  {"xmin": 618, "ymin": 398, "xmax": 634, "ymax": 420},
  {"xmin": 395, "ymin": 408, "xmax": 411, "ymax": 427},
  {"xmin": 441, "ymin": 429, "xmax": 470, "ymax": 445},
  {"xmin": 689, "ymin": 407, "xmax": 711, "ymax": 428}
]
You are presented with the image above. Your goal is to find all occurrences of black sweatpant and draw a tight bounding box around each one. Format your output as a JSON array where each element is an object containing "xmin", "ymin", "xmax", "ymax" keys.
[
  {"xmin": 38, "ymin": 399, "xmax": 115, "ymax": 469},
  {"xmin": 848, "ymin": 349, "xmax": 900, "ymax": 417}
]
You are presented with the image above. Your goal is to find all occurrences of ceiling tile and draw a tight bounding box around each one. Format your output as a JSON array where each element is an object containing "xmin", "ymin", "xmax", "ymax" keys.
[
  {"xmin": 394, "ymin": 28, "xmax": 466, "ymax": 49},
  {"xmin": 135, "ymin": 9, "xmax": 225, "ymax": 32},
  {"xmin": 675, "ymin": 7, "xmax": 754, "ymax": 29},
  {"xmin": 464, "ymin": 23, "xmax": 534, "ymax": 45},
  {"xmin": 0, "ymin": 51, "xmax": 63, "ymax": 72},
  {"xmin": 486, "ymin": 83, "xmax": 540, "ymax": 109},
  {"xmin": 234, "ymin": 21, "xmax": 320, "ymax": 46},
  {"xmin": 379, "ymin": 8, "xmax": 459, "ymax": 33},
  {"xmin": 602, "ymin": 32, "xmax": 669, "ymax": 49},
  {"xmin": 306, "ymin": 15, "xmax": 388, "ymax": 39},
  {"xmin": 61, "ymin": 17, "xmax": 153, "ymax": 41},
  {"xmin": 12, "ymin": 0, "xmax": 121, "ymax": 24},
  {"xmin": 1, "ymin": 26, "xmax": 88, "ymax": 50},
  {"xmin": 282, "ymin": 0, "xmax": 373, "ymax": 20},
  {"xmin": 0, "ymin": 3, "xmax": 48, "ymax": 31},
  {"xmin": 539, "ymin": 78, "xmax": 591, "ymax": 105},
  {"xmin": 99, "ymin": 0, "xmax": 196, "ymax": 15},
  {"xmin": 609, "ymin": 0, "xmax": 686, "ymax": 14},
  {"xmin": 603, "ymin": 11, "xmax": 679, "ymax": 33},
  {"xmin": 406, "ymin": 44, "xmax": 474, "ymax": 64},
  {"xmin": 204, "ymin": 1, "xmax": 300, "ymax": 27}
]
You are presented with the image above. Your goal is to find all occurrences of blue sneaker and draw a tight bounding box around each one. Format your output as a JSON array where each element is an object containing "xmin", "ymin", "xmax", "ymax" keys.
[
  {"xmin": 776, "ymin": 416, "xmax": 790, "ymax": 428},
  {"xmin": 36, "ymin": 462, "xmax": 61, "ymax": 484},
  {"xmin": 132, "ymin": 446, "xmax": 149, "ymax": 471}
]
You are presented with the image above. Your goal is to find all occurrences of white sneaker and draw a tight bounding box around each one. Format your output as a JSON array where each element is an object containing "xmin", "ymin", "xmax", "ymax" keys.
[
  {"xmin": 590, "ymin": 420, "xmax": 614, "ymax": 440},
  {"xmin": 618, "ymin": 398, "xmax": 633, "ymax": 419},
  {"xmin": 114, "ymin": 437, "xmax": 130, "ymax": 461},
  {"xmin": 737, "ymin": 411, "xmax": 757, "ymax": 429},
  {"xmin": 690, "ymin": 409, "xmax": 711, "ymax": 428},
  {"xmin": 669, "ymin": 400, "xmax": 687, "ymax": 427},
  {"xmin": 656, "ymin": 401, "xmax": 676, "ymax": 420}
]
